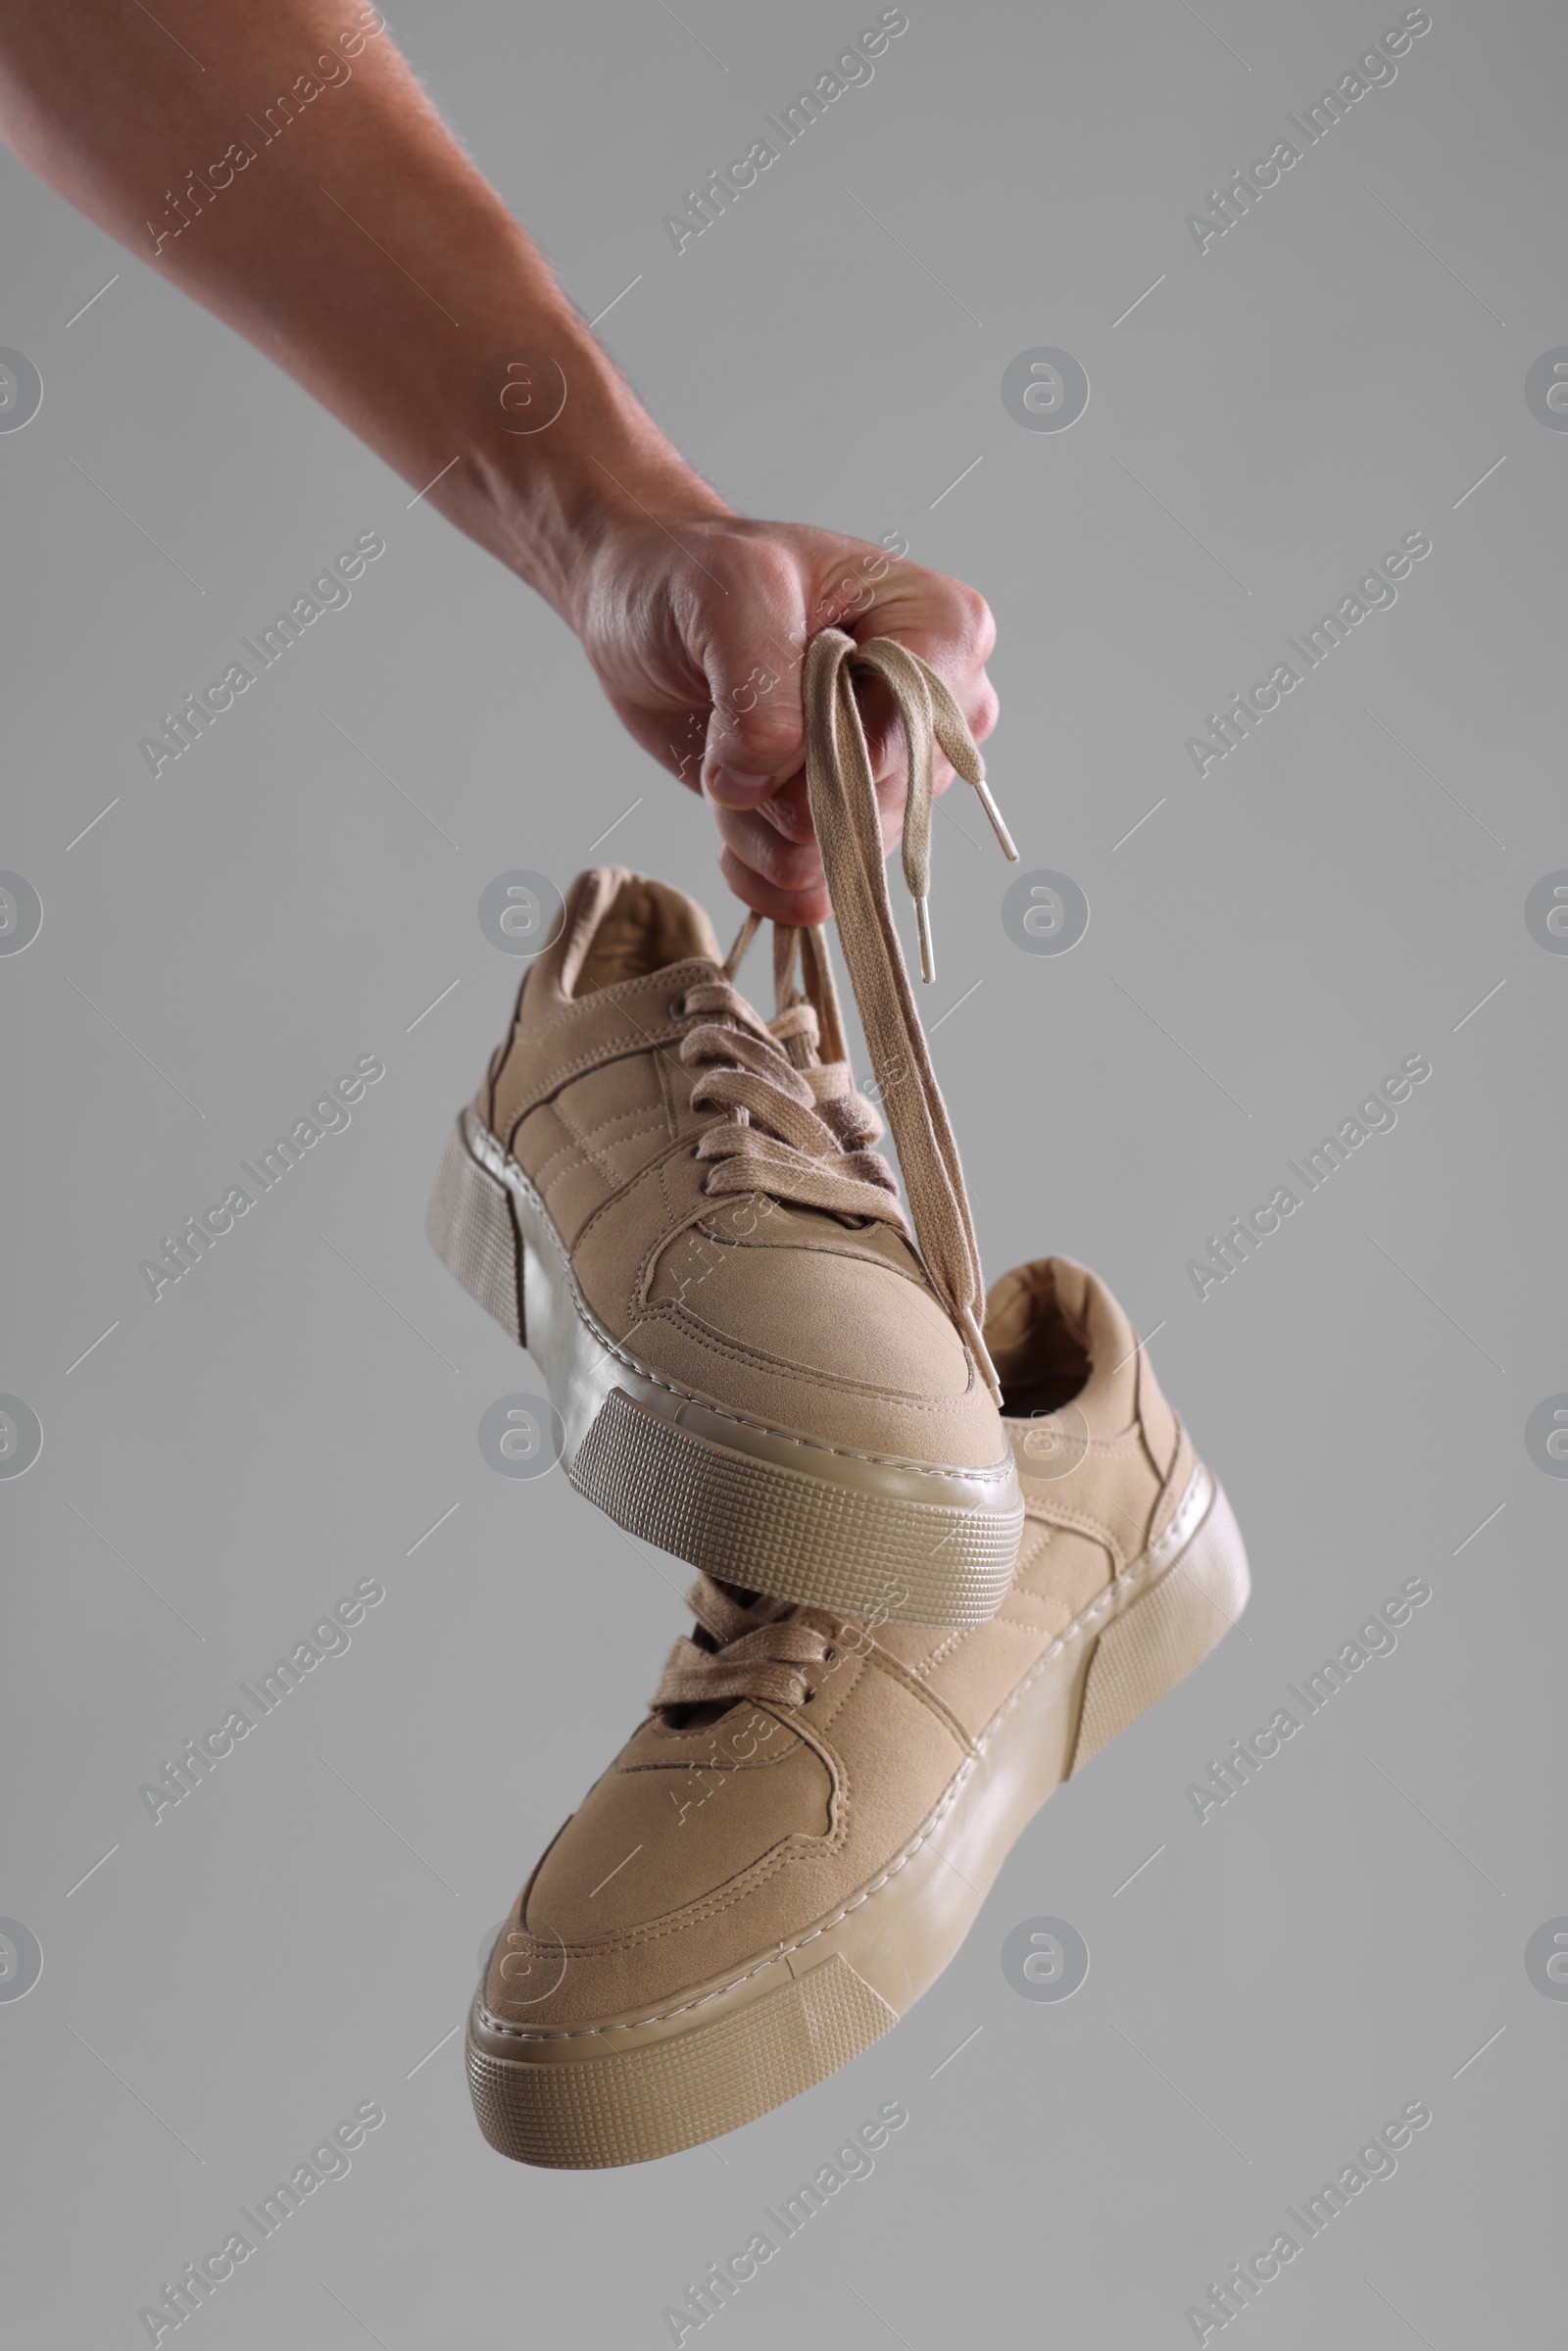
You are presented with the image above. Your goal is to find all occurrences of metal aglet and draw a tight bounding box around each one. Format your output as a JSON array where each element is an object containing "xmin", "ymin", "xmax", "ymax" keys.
[
  {"xmin": 973, "ymin": 776, "xmax": 1018, "ymax": 862},
  {"xmin": 914, "ymin": 896, "xmax": 935, "ymax": 984}
]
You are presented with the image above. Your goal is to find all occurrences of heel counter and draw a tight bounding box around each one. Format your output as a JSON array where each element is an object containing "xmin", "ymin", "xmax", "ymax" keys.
[
  {"xmin": 483, "ymin": 960, "xmax": 541, "ymax": 1141},
  {"xmin": 1136, "ymin": 1349, "xmax": 1196, "ymax": 1547}
]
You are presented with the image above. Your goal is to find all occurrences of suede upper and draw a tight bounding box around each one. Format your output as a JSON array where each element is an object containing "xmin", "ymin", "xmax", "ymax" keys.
[
  {"xmin": 481, "ymin": 1255, "xmax": 1195, "ymax": 2031},
  {"xmin": 478, "ymin": 866, "xmax": 1007, "ymax": 1471}
]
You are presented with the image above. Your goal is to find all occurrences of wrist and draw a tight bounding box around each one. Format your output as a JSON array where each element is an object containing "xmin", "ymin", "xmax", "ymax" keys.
[{"xmin": 458, "ymin": 309, "xmax": 729, "ymax": 629}]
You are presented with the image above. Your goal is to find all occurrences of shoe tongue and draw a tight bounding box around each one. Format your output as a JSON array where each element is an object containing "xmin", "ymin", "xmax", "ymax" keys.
[
  {"xmin": 548, "ymin": 867, "xmax": 722, "ymax": 999},
  {"xmin": 986, "ymin": 1259, "xmax": 1090, "ymax": 1417}
]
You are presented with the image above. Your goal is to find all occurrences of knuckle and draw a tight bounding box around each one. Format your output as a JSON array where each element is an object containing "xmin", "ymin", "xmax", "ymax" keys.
[
  {"xmin": 755, "ymin": 831, "xmax": 820, "ymax": 888},
  {"xmin": 970, "ymin": 682, "xmax": 1001, "ymax": 743},
  {"xmin": 714, "ymin": 673, "xmax": 800, "ymax": 754},
  {"xmin": 727, "ymin": 540, "xmax": 805, "ymax": 618},
  {"xmin": 956, "ymin": 582, "xmax": 996, "ymax": 658}
]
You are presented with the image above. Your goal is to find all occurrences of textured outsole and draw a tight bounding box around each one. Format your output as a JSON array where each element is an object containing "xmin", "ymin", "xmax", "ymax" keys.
[
  {"xmin": 466, "ymin": 1469, "xmax": 1249, "ymax": 2168},
  {"xmin": 573, "ymin": 1387, "xmax": 1019, "ymax": 1624},
  {"xmin": 426, "ymin": 1123, "xmax": 524, "ymax": 1344},
  {"xmin": 426, "ymin": 1113, "xmax": 1022, "ymax": 1627},
  {"xmin": 467, "ymin": 1954, "xmax": 896, "ymax": 2171}
]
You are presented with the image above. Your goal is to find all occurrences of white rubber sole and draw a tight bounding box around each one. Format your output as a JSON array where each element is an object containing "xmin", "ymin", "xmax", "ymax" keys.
[{"xmin": 427, "ymin": 1110, "xmax": 1023, "ymax": 1625}]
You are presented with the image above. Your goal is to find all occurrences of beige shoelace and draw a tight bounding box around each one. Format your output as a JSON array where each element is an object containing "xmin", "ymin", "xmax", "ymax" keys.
[
  {"xmin": 652, "ymin": 1573, "xmax": 836, "ymax": 1712},
  {"xmin": 676, "ymin": 629, "xmax": 1015, "ymax": 1398},
  {"xmin": 803, "ymin": 629, "xmax": 1016, "ymax": 1396},
  {"xmin": 678, "ymin": 927, "xmax": 907, "ymax": 1233}
]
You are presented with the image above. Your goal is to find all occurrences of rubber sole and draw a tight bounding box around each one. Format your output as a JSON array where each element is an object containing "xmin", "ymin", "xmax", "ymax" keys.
[
  {"xmin": 466, "ymin": 1465, "xmax": 1249, "ymax": 2168},
  {"xmin": 426, "ymin": 1111, "xmax": 1022, "ymax": 1626}
]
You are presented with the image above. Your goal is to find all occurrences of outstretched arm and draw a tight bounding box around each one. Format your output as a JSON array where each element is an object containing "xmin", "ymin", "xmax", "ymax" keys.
[{"xmin": 0, "ymin": 0, "xmax": 997, "ymax": 923}]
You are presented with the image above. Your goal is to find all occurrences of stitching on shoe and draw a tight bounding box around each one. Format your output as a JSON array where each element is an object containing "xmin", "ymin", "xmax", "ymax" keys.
[
  {"xmin": 535, "ymin": 1123, "xmax": 674, "ymax": 1222},
  {"xmin": 864, "ymin": 1650, "xmax": 978, "ymax": 1754},
  {"xmin": 493, "ymin": 1004, "xmax": 697, "ymax": 1143},
  {"xmin": 564, "ymin": 1132, "xmax": 719, "ymax": 1300},
  {"xmin": 466, "ymin": 1112, "xmax": 1017, "ymax": 1485},
  {"xmin": 631, "ymin": 1302, "xmax": 979, "ymax": 1416},
  {"xmin": 1149, "ymin": 1418, "xmax": 1192, "ymax": 1544},
  {"xmin": 529, "ymin": 1107, "xmax": 671, "ymax": 1192},
  {"xmin": 474, "ymin": 1508, "xmax": 1194, "ymax": 2042},
  {"xmin": 621, "ymin": 1728, "xmax": 801, "ymax": 1772},
  {"xmin": 547, "ymin": 1095, "xmax": 653, "ymax": 1196},
  {"xmin": 989, "ymin": 1601, "xmax": 1066, "ymax": 1634},
  {"xmin": 627, "ymin": 1191, "xmax": 951, "ymax": 1393},
  {"xmin": 794, "ymin": 1643, "xmax": 864, "ymax": 1737},
  {"xmin": 1023, "ymin": 1498, "xmax": 1126, "ymax": 1570},
  {"xmin": 503, "ymin": 962, "xmax": 711, "ymax": 1052}
]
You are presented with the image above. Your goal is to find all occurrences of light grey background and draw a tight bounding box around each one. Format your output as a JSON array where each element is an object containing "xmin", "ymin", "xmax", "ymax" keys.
[{"xmin": 2, "ymin": 0, "xmax": 1563, "ymax": 2342}]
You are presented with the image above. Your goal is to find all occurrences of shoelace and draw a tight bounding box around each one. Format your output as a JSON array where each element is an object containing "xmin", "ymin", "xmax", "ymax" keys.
[
  {"xmin": 674, "ymin": 631, "xmax": 1014, "ymax": 1396},
  {"xmin": 652, "ymin": 1573, "xmax": 837, "ymax": 1712},
  {"xmin": 678, "ymin": 923, "xmax": 909, "ymax": 1234},
  {"xmin": 802, "ymin": 630, "xmax": 1016, "ymax": 1398}
]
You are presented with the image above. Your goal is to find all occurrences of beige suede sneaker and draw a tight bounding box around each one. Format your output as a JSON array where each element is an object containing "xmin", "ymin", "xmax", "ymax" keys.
[
  {"xmin": 428, "ymin": 632, "xmax": 1024, "ymax": 1626},
  {"xmin": 466, "ymin": 1255, "xmax": 1250, "ymax": 2169}
]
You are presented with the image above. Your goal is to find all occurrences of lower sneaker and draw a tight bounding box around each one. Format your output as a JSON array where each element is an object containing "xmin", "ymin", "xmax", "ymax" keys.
[{"xmin": 466, "ymin": 1253, "xmax": 1250, "ymax": 2169}]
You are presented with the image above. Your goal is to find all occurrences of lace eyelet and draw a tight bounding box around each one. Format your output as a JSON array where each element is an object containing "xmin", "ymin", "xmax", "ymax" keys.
[
  {"xmin": 822, "ymin": 1646, "xmax": 838, "ymax": 1664},
  {"xmin": 668, "ymin": 992, "xmax": 688, "ymax": 1020}
]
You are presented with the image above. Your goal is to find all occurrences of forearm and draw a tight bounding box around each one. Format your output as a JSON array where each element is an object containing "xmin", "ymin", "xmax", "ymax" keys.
[
  {"xmin": 0, "ymin": 0, "xmax": 725, "ymax": 621},
  {"xmin": 2, "ymin": 0, "xmax": 1003, "ymax": 924}
]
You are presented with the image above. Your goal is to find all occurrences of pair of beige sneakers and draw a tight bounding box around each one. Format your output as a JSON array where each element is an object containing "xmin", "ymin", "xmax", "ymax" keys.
[{"xmin": 429, "ymin": 631, "xmax": 1250, "ymax": 2167}]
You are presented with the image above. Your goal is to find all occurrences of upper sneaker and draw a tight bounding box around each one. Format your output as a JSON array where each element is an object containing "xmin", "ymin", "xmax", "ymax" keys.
[
  {"xmin": 466, "ymin": 1254, "xmax": 1250, "ymax": 2170},
  {"xmin": 428, "ymin": 631, "xmax": 1026, "ymax": 1626},
  {"xmin": 428, "ymin": 864, "xmax": 1020, "ymax": 1622}
]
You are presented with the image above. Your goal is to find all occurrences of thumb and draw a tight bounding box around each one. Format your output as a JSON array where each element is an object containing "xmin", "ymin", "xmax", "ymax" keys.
[{"xmin": 697, "ymin": 592, "xmax": 808, "ymax": 810}]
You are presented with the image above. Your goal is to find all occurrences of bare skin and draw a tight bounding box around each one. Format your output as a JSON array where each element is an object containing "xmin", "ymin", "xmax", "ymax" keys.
[{"xmin": 0, "ymin": 0, "xmax": 999, "ymax": 924}]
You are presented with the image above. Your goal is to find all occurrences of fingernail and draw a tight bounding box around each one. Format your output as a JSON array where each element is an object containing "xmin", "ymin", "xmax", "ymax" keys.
[{"xmin": 704, "ymin": 764, "xmax": 778, "ymax": 806}]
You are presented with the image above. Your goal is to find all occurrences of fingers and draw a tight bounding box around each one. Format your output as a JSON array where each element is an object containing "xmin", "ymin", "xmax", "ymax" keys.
[
  {"xmin": 848, "ymin": 573, "xmax": 1000, "ymax": 767},
  {"xmin": 690, "ymin": 543, "xmax": 998, "ymax": 813},
  {"xmin": 717, "ymin": 844, "xmax": 832, "ymax": 928},
  {"xmin": 710, "ymin": 765, "xmax": 913, "ymax": 928},
  {"xmin": 693, "ymin": 547, "xmax": 810, "ymax": 810},
  {"xmin": 579, "ymin": 513, "xmax": 1000, "ymax": 924},
  {"xmin": 745, "ymin": 769, "xmax": 918, "ymax": 853},
  {"xmin": 711, "ymin": 793, "xmax": 826, "ymax": 917},
  {"xmin": 853, "ymin": 567, "xmax": 998, "ymax": 685}
]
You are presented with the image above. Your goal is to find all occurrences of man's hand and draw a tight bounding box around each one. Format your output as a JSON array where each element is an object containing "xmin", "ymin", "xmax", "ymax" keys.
[
  {"xmin": 574, "ymin": 513, "xmax": 999, "ymax": 924},
  {"xmin": 0, "ymin": 0, "xmax": 999, "ymax": 923}
]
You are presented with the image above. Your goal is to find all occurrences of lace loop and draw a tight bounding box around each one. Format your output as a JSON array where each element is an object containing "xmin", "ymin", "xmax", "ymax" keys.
[
  {"xmin": 824, "ymin": 634, "xmax": 1016, "ymax": 983},
  {"xmin": 678, "ymin": 635, "xmax": 1013, "ymax": 1401},
  {"xmin": 676, "ymin": 973, "xmax": 909, "ymax": 1234},
  {"xmin": 652, "ymin": 1575, "xmax": 835, "ymax": 1712},
  {"xmin": 803, "ymin": 629, "xmax": 1015, "ymax": 1400}
]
